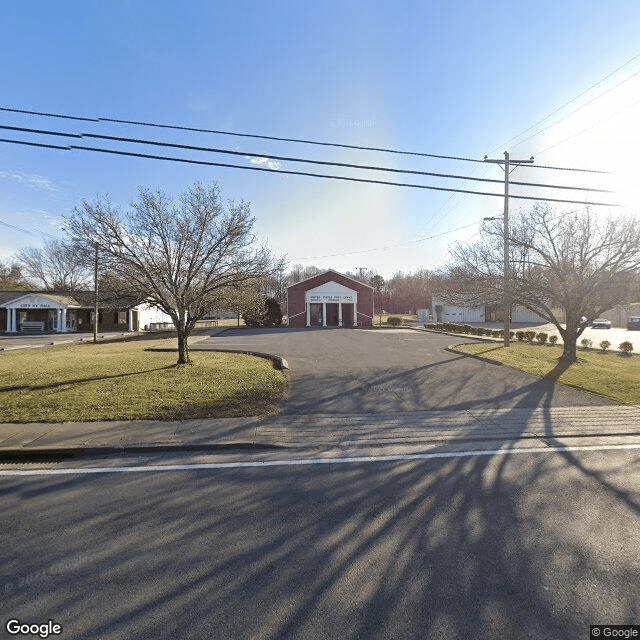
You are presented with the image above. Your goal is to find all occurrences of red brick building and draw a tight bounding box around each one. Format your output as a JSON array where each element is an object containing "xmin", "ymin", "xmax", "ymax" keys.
[{"xmin": 286, "ymin": 270, "xmax": 374, "ymax": 328}]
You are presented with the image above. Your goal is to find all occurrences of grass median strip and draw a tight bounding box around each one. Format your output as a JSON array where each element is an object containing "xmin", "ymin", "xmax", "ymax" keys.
[
  {"xmin": 451, "ymin": 342, "xmax": 640, "ymax": 405},
  {"xmin": 0, "ymin": 338, "xmax": 286, "ymax": 422}
]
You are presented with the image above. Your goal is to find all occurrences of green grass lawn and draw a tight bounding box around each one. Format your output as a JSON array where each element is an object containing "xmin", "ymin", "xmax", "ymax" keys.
[
  {"xmin": 452, "ymin": 342, "xmax": 640, "ymax": 405},
  {"xmin": 0, "ymin": 337, "xmax": 286, "ymax": 422}
]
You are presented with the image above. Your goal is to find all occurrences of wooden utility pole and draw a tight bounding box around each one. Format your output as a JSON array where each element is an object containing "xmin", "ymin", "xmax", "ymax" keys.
[
  {"xmin": 93, "ymin": 242, "xmax": 99, "ymax": 344},
  {"xmin": 483, "ymin": 151, "xmax": 534, "ymax": 346}
]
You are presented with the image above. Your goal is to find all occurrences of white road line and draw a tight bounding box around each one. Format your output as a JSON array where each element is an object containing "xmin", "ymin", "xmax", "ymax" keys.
[{"xmin": 1, "ymin": 443, "xmax": 639, "ymax": 476}]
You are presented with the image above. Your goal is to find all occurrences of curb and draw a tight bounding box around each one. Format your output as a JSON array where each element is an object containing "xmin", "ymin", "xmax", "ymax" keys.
[
  {"xmin": 0, "ymin": 441, "xmax": 290, "ymax": 460},
  {"xmin": 144, "ymin": 344, "xmax": 289, "ymax": 370},
  {"xmin": 419, "ymin": 327, "xmax": 505, "ymax": 343},
  {"xmin": 203, "ymin": 348, "xmax": 290, "ymax": 370}
]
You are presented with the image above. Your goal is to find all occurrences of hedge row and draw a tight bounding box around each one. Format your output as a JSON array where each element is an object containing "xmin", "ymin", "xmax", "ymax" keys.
[
  {"xmin": 425, "ymin": 323, "xmax": 513, "ymax": 338},
  {"xmin": 425, "ymin": 322, "xmax": 635, "ymax": 354},
  {"xmin": 582, "ymin": 338, "xmax": 634, "ymax": 354}
]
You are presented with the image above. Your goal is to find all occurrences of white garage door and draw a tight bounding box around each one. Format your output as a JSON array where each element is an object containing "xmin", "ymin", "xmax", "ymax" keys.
[
  {"xmin": 443, "ymin": 306, "xmax": 464, "ymax": 322},
  {"xmin": 463, "ymin": 307, "xmax": 484, "ymax": 322}
]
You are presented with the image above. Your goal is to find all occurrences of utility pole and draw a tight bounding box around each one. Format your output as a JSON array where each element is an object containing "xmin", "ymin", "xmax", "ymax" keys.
[
  {"xmin": 93, "ymin": 242, "xmax": 99, "ymax": 344},
  {"xmin": 483, "ymin": 151, "xmax": 534, "ymax": 347}
]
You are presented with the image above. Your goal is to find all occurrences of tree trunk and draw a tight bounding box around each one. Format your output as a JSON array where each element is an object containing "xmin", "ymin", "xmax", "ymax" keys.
[
  {"xmin": 560, "ymin": 325, "xmax": 578, "ymax": 363},
  {"xmin": 176, "ymin": 317, "xmax": 190, "ymax": 364}
]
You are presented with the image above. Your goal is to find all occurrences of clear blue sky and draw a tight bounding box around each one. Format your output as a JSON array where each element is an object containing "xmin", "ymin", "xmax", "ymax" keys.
[{"xmin": 1, "ymin": 1, "xmax": 639, "ymax": 279}]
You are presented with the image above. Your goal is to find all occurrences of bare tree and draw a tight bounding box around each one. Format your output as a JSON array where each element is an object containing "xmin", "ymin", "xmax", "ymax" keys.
[
  {"xmin": 287, "ymin": 264, "xmax": 322, "ymax": 284},
  {"xmin": 0, "ymin": 258, "xmax": 29, "ymax": 290},
  {"xmin": 67, "ymin": 182, "xmax": 279, "ymax": 364},
  {"xmin": 15, "ymin": 239, "xmax": 91, "ymax": 290},
  {"xmin": 263, "ymin": 261, "xmax": 288, "ymax": 303},
  {"xmin": 448, "ymin": 204, "xmax": 640, "ymax": 362},
  {"xmin": 373, "ymin": 270, "xmax": 438, "ymax": 314}
]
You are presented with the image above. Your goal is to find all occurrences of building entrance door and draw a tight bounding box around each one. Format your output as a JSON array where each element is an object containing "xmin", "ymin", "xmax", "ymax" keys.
[
  {"xmin": 326, "ymin": 303, "xmax": 339, "ymax": 326},
  {"xmin": 342, "ymin": 303, "xmax": 353, "ymax": 326},
  {"xmin": 310, "ymin": 303, "xmax": 323, "ymax": 326}
]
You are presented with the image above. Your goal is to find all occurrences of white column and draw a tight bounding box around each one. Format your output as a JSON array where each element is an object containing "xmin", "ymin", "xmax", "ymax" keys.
[
  {"xmin": 322, "ymin": 302, "xmax": 327, "ymax": 327},
  {"xmin": 6, "ymin": 308, "xmax": 12, "ymax": 332},
  {"xmin": 57, "ymin": 309, "xmax": 62, "ymax": 332},
  {"xmin": 128, "ymin": 309, "xmax": 134, "ymax": 332},
  {"xmin": 306, "ymin": 302, "xmax": 311, "ymax": 327},
  {"xmin": 10, "ymin": 308, "xmax": 17, "ymax": 332},
  {"xmin": 338, "ymin": 302, "xmax": 342, "ymax": 327},
  {"xmin": 353, "ymin": 301, "xmax": 358, "ymax": 326},
  {"xmin": 61, "ymin": 308, "xmax": 68, "ymax": 332}
]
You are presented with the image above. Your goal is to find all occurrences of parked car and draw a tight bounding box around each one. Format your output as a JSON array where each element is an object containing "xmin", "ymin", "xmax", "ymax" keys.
[
  {"xmin": 627, "ymin": 316, "xmax": 640, "ymax": 331},
  {"xmin": 591, "ymin": 318, "xmax": 611, "ymax": 329}
]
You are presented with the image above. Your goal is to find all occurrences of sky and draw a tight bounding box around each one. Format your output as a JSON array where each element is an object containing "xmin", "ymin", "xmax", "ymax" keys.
[{"xmin": 1, "ymin": 1, "xmax": 639, "ymax": 280}]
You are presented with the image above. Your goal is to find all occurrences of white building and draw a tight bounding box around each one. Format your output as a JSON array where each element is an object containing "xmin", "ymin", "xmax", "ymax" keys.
[
  {"xmin": 431, "ymin": 297, "xmax": 485, "ymax": 323},
  {"xmin": 0, "ymin": 291, "xmax": 173, "ymax": 333},
  {"xmin": 431, "ymin": 296, "xmax": 546, "ymax": 324}
]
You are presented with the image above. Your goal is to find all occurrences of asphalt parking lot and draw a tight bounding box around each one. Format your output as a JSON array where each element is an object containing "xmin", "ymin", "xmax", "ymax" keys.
[{"xmin": 199, "ymin": 327, "xmax": 618, "ymax": 414}]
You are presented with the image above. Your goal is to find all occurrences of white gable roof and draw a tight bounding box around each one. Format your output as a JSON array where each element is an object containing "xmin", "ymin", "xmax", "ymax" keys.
[
  {"xmin": 305, "ymin": 280, "xmax": 358, "ymax": 303},
  {"xmin": 306, "ymin": 281, "xmax": 357, "ymax": 296},
  {"xmin": 2, "ymin": 293, "xmax": 76, "ymax": 310}
]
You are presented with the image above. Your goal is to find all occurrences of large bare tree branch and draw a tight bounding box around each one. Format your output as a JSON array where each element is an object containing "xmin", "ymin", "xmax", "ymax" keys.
[
  {"xmin": 66, "ymin": 182, "xmax": 279, "ymax": 364},
  {"xmin": 445, "ymin": 203, "xmax": 640, "ymax": 362}
]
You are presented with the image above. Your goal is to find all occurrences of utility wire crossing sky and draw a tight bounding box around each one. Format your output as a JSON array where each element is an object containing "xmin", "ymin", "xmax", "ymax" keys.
[
  {"xmin": 0, "ymin": 115, "xmax": 618, "ymax": 209},
  {"xmin": 0, "ymin": 1, "xmax": 637, "ymax": 277}
]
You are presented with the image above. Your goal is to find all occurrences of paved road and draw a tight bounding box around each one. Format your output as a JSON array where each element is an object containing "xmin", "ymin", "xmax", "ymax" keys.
[
  {"xmin": 2, "ymin": 446, "xmax": 638, "ymax": 640},
  {"xmin": 0, "ymin": 331, "xmax": 135, "ymax": 350},
  {"xmin": 201, "ymin": 327, "xmax": 617, "ymax": 414}
]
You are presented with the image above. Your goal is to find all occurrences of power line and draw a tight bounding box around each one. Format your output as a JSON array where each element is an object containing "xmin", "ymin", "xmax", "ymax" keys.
[
  {"xmin": 0, "ymin": 105, "xmax": 484, "ymax": 164},
  {"xmin": 491, "ymin": 50, "xmax": 640, "ymax": 152},
  {"xmin": 0, "ymin": 105, "xmax": 607, "ymax": 174},
  {"xmin": 85, "ymin": 131, "xmax": 609, "ymax": 192},
  {"xmin": 535, "ymin": 95, "xmax": 640, "ymax": 157},
  {"xmin": 0, "ymin": 217, "xmax": 57, "ymax": 238},
  {"xmin": 513, "ymin": 68, "xmax": 640, "ymax": 149},
  {"xmin": 0, "ymin": 136, "xmax": 619, "ymax": 207},
  {"xmin": 0, "ymin": 124, "xmax": 612, "ymax": 194},
  {"xmin": 0, "ymin": 137, "xmax": 69, "ymax": 151},
  {"xmin": 294, "ymin": 206, "xmax": 590, "ymax": 263},
  {"xmin": 292, "ymin": 222, "xmax": 481, "ymax": 260},
  {"xmin": 516, "ymin": 162, "xmax": 608, "ymax": 174}
]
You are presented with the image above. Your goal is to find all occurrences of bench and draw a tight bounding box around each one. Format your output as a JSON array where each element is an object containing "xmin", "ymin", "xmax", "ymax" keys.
[{"xmin": 20, "ymin": 321, "xmax": 45, "ymax": 334}]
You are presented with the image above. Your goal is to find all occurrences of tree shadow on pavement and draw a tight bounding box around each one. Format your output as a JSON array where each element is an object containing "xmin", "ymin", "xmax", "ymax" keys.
[
  {"xmin": 3, "ymin": 348, "xmax": 638, "ymax": 639},
  {"xmin": 278, "ymin": 352, "xmax": 615, "ymax": 415},
  {"xmin": 3, "ymin": 433, "xmax": 638, "ymax": 639}
]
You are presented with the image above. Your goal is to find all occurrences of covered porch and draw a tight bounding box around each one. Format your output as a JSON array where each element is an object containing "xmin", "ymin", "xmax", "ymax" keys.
[
  {"xmin": 1, "ymin": 292, "xmax": 142, "ymax": 333},
  {"xmin": 2, "ymin": 293, "xmax": 77, "ymax": 333},
  {"xmin": 305, "ymin": 281, "xmax": 358, "ymax": 327}
]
